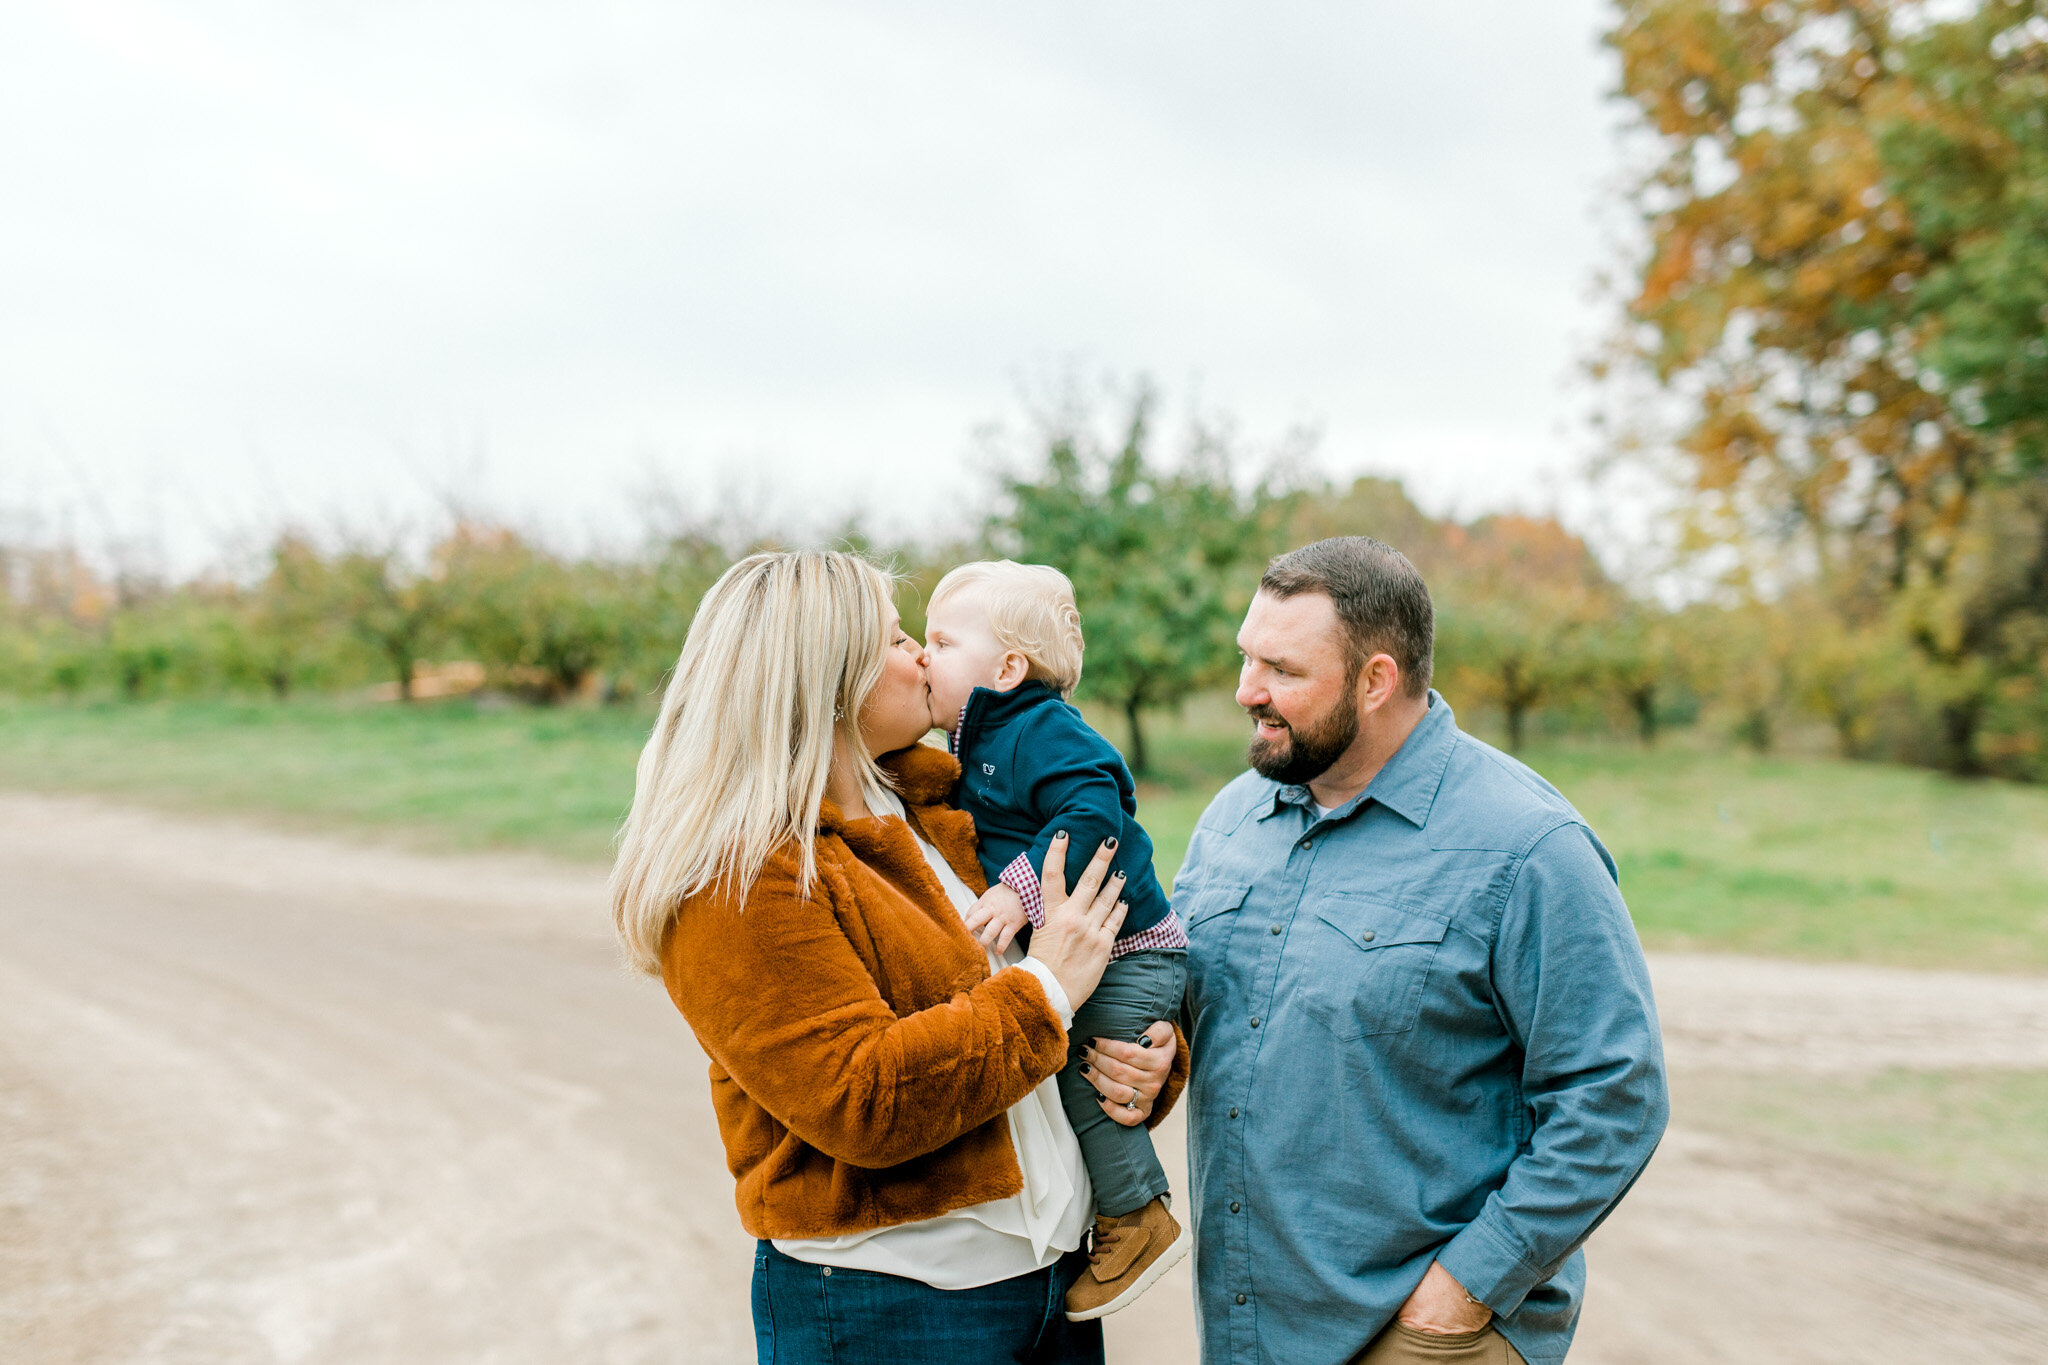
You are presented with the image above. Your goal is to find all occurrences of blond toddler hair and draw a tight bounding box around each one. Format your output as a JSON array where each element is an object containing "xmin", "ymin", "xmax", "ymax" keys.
[{"xmin": 929, "ymin": 560, "xmax": 1086, "ymax": 699}]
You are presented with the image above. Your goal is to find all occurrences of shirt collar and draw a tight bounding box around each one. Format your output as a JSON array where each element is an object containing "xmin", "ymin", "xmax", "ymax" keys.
[{"xmin": 1263, "ymin": 691, "xmax": 1457, "ymax": 830}]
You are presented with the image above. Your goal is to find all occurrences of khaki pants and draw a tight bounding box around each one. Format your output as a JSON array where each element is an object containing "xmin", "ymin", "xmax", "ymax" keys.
[{"xmin": 1350, "ymin": 1321, "xmax": 1527, "ymax": 1365}]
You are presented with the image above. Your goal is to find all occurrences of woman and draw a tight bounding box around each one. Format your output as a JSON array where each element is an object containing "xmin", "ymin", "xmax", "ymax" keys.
[{"xmin": 610, "ymin": 549, "xmax": 1183, "ymax": 1364}]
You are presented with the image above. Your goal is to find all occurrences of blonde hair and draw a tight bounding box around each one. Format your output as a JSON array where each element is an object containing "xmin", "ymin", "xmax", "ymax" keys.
[
  {"xmin": 609, "ymin": 549, "xmax": 900, "ymax": 975},
  {"xmin": 930, "ymin": 560, "xmax": 1085, "ymax": 698}
]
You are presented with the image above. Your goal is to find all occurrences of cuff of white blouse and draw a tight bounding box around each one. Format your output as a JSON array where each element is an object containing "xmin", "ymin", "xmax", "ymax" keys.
[{"xmin": 1013, "ymin": 957, "xmax": 1074, "ymax": 1030}]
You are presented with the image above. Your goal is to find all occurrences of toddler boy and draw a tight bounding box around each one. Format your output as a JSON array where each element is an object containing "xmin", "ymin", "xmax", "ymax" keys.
[{"xmin": 923, "ymin": 560, "xmax": 1190, "ymax": 1322}]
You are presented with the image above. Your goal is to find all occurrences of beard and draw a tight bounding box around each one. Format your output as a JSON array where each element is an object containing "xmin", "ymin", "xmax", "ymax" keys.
[{"xmin": 1246, "ymin": 696, "xmax": 1359, "ymax": 786}]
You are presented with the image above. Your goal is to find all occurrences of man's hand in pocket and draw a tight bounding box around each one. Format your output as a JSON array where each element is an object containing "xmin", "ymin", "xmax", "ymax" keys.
[{"xmin": 1395, "ymin": 1261, "xmax": 1492, "ymax": 1335}]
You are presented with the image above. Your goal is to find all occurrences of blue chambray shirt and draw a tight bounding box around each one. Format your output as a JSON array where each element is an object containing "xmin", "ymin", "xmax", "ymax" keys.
[{"xmin": 1175, "ymin": 693, "xmax": 1668, "ymax": 1365}]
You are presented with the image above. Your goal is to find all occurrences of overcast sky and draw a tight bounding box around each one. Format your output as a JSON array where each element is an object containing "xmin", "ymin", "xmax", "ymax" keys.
[{"xmin": 0, "ymin": 0, "xmax": 1628, "ymax": 572}]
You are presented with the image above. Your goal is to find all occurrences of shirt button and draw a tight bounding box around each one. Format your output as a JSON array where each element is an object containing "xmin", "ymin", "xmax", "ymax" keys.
[
  {"xmin": 1249, "ymin": 1017, "xmax": 1260, "ymax": 1028},
  {"xmin": 1361, "ymin": 930, "xmax": 1376, "ymax": 942},
  {"xmin": 1228, "ymin": 1106, "xmax": 1239, "ymax": 1118},
  {"xmin": 1236, "ymin": 1293, "xmax": 1248, "ymax": 1305},
  {"xmin": 1270, "ymin": 924, "xmax": 1282, "ymax": 935},
  {"xmin": 1298, "ymin": 838, "xmax": 1312, "ymax": 850},
  {"xmin": 1230, "ymin": 1201, "xmax": 1241, "ymax": 1213}
]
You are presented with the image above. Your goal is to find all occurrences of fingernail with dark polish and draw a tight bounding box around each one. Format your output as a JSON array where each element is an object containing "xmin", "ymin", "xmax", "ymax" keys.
[
  {"xmin": 1139, "ymin": 1036, "xmax": 1154, "ymax": 1048},
  {"xmin": 1078, "ymin": 1063, "xmax": 1091, "ymax": 1075},
  {"xmin": 1056, "ymin": 830, "xmax": 1068, "ymax": 839},
  {"xmin": 1106, "ymin": 838, "xmax": 1118, "ymax": 850}
]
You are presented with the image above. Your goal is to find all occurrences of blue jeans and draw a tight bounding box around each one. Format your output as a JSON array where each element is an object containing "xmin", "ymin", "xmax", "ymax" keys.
[
  {"xmin": 752, "ymin": 1242, "xmax": 1105, "ymax": 1365},
  {"xmin": 1056, "ymin": 948, "xmax": 1187, "ymax": 1217}
]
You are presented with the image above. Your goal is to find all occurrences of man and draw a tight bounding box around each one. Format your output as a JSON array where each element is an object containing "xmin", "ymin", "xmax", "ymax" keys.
[{"xmin": 1175, "ymin": 537, "xmax": 1668, "ymax": 1365}]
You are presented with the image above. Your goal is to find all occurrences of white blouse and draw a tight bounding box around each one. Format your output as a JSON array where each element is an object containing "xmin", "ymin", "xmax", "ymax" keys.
[{"xmin": 772, "ymin": 789, "xmax": 1094, "ymax": 1289}]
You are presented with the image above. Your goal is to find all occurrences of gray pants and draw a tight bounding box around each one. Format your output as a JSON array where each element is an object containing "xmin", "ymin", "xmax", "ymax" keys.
[{"xmin": 1055, "ymin": 948, "xmax": 1187, "ymax": 1218}]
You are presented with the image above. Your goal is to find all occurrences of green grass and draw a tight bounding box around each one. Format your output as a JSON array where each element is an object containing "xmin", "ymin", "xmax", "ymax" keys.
[
  {"xmin": 1678, "ymin": 1067, "xmax": 2048, "ymax": 1202},
  {"xmin": 7, "ymin": 694, "xmax": 2048, "ymax": 971},
  {"xmin": 0, "ymin": 697, "xmax": 648, "ymax": 862},
  {"xmin": 1110, "ymin": 694, "xmax": 2048, "ymax": 972},
  {"xmin": 1531, "ymin": 745, "xmax": 2048, "ymax": 970}
]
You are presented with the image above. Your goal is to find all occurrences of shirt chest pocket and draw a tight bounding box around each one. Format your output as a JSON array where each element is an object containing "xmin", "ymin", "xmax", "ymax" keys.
[
  {"xmin": 1298, "ymin": 895, "xmax": 1450, "ymax": 1039},
  {"xmin": 1180, "ymin": 881, "xmax": 1249, "ymax": 1006},
  {"xmin": 1182, "ymin": 882, "xmax": 1249, "ymax": 936}
]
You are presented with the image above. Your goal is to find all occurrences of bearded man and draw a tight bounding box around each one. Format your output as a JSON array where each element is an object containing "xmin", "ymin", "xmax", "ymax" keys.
[{"xmin": 1174, "ymin": 537, "xmax": 1668, "ymax": 1365}]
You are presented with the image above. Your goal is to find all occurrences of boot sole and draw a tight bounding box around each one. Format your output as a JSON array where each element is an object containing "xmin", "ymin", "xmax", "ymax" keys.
[{"xmin": 1062, "ymin": 1220, "xmax": 1192, "ymax": 1322}]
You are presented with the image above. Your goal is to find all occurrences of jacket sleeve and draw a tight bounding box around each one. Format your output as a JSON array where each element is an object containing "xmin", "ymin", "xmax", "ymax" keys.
[
  {"xmin": 1008, "ymin": 708, "xmax": 1131, "ymax": 906},
  {"xmin": 662, "ymin": 851, "xmax": 1072, "ymax": 1171},
  {"xmin": 1433, "ymin": 822, "xmax": 1671, "ymax": 1315}
]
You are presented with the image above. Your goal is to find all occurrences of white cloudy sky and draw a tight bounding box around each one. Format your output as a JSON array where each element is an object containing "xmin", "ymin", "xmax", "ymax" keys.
[{"xmin": 0, "ymin": 0, "xmax": 1629, "ymax": 571}]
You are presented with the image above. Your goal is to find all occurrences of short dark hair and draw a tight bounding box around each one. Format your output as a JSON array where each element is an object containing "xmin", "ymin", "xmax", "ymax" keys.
[{"xmin": 1259, "ymin": 537, "xmax": 1434, "ymax": 698}]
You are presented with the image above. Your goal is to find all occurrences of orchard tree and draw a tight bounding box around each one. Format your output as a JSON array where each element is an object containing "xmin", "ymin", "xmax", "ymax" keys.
[
  {"xmin": 1892, "ymin": 477, "xmax": 2048, "ymax": 771},
  {"xmin": 1599, "ymin": 604, "xmax": 1683, "ymax": 746},
  {"xmin": 441, "ymin": 525, "xmax": 626, "ymax": 702},
  {"xmin": 1787, "ymin": 592, "xmax": 1894, "ymax": 757},
  {"xmin": 987, "ymin": 383, "xmax": 1297, "ymax": 775},
  {"xmin": 1286, "ymin": 475, "xmax": 1452, "ymax": 578},
  {"xmin": 1436, "ymin": 515, "xmax": 1614, "ymax": 752},
  {"xmin": 333, "ymin": 538, "xmax": 448, "ymax": 702},
  {"xmin": 1605, "ymin": 0, "xmax": 2048, "ymax": 771},
  {"xmin": 237, "ymin": 531, "xmax": 334, "ymax": 699}
]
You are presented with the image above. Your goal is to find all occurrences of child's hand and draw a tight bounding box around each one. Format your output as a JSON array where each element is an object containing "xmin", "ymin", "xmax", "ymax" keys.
[{"xmin": 963, "ymin": 882, "xmax": 1030, "ymax": 954}]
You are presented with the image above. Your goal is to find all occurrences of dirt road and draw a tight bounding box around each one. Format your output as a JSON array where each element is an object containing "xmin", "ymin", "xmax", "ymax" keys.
[{"xmin": 4, "ymin": 792, "xmax": 2046, "ymax": 1363}]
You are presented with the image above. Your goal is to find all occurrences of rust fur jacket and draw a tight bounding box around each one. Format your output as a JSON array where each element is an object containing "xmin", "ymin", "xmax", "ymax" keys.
[{"xmin": 660, "ymin": 741, "xmax": 1188, "ymax": 1241}]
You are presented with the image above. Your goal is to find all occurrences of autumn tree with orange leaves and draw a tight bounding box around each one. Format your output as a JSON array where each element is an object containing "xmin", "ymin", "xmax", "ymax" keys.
[
  {"xmin": 1605, "ymin": 0, "xmax": 2048, "ymax": 772},
  {"xmin": 1435, "ymin": 515, "xmax": 1618, "ymax": 752}
]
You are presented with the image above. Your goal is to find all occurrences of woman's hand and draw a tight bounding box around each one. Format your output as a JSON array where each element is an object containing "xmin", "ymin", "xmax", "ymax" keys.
[
  {"xmin": 1026, "ymin": 832, "xmax": 1128, "ymax": 1009},
  {"xmin": 1081, "ymin": 1021, "xmax": 1176, "ymax": 1126}
]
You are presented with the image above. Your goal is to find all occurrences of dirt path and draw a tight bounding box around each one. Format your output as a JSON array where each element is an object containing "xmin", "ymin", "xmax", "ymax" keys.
[{"xmin": 4, "ymin": 792, "xmax": 2046, "ymax": 1364}]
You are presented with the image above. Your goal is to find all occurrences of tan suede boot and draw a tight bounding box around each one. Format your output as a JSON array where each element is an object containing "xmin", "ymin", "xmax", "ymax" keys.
[{"xmin": 1063, "ymin": 1196, "xmax": 1191, "ymax": 1321}]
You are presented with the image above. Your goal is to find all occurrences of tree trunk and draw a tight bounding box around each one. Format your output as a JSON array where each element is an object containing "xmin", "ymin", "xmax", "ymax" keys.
[
  {"xmin": 391, "ymin": 647, "xmax": 416, "ymax": 702},
  {"xmin": 1501, "ymin": 660, "xmax": 1534, "ymax": 752},
  {"xmin": 267, "ymin": 666, "xmax": 292, "ymax": 701},
  {"xmin": 1124, "ymin": 695, "xmax": 1149, "ymax": 777},
  {"xmin": 1940, "ymin": 696, "xmax": 1985, "ymax": 776},
  {"xmin": 1630, "ymin": 684, "xmax": 1658, "ymax": 746},
  {"xmin": 1829, "ymin": 706, "xmax": 1863, "ymax": 760}
]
